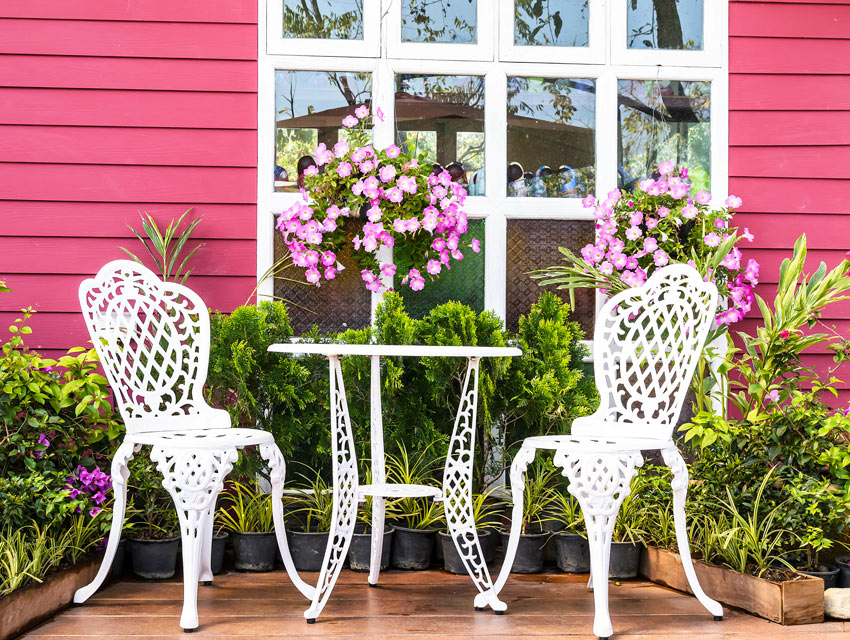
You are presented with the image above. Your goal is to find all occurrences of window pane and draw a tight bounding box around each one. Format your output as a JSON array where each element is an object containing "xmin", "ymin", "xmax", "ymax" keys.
[
  {"xmin": 395, "ymin": 220, "xmax": 485, "ymax": 319},
  {"xmin": 273, "ymin": 220, "xmax": 372, "ymax": 335},
  {"xmin": 274, "ymin": 71, "xmax": 371, "ymax": 193},
  {"xmin": 395, "ymin": 74, "xmax": 486, "ymax": 194},
  {"xmin": 514, "ymin": 0, "xmax": 589, "ymax": 47},
  {"xmin": 617, "ymin": 80, "xmax": 710, "ymax": 192},
  {"xmin": 506, "ymin": 77, "xmax": 596, "ymax": 198},
  {"xmin": 282, "ymin": 0, "xmax": 363, "ymax": 40},
  {"xmin": 402, "ymin": 0, "xmax": 477, "ymax": 44},
  {"xmin": 506, "ymin": 219, "xmax": 595, "ymax": 335},
  {"xmin": 627, "ymin": 0, "xmax": 703, "ymax": 50}
]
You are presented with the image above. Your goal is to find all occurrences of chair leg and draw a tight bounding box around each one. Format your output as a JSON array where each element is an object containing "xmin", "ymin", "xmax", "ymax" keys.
[
  {"xmin": 491, "ymin": 442, "xmax": 537, "ymax": 602},
  {"xmin": 260, "ymin": 443, "xmax": 315, "ymax": 601},
  {"xmin": 198, "ymin": 503, "xmax": 215, "ymax": 585},
  {"xmin": 74, "ymin": 442, "xmax": 137, "ymax": 604},
  {"xmin": 367, "ymin": 496, "xmax": 385, "ymax": 587},
  {"xmin": 555, "ymin": 450, "xmax": 643, "ymax": 640},
  {"xmin": 661, "ymin": 447, "xmax": 723, "ymax": 619},
  {"xmin": 151, "ymin": 446, "xmax": 239, "ymax": 631}
]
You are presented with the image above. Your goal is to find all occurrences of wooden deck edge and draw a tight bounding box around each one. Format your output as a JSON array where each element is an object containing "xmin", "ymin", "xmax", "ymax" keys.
[
  {"xmin": 639, "ymin": 545, "xmax": 824, "ymax": 625},
  {"xmin": 0, "ymin": 552, "xmax": 105, "ymax": 640}
]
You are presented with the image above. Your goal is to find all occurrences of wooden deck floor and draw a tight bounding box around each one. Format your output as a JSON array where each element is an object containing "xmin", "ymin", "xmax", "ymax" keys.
[{"xmin": 21, "ymin": 569, "xmax": 848, "ymax": 640}]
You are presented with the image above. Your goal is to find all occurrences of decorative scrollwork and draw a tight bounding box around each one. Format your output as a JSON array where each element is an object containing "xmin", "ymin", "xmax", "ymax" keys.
[
  {"xmin": 556, "ymin": 450, "xmax": 644, "ymax": 520},
  {"xmin": 661, "ymin": 446, "xmax": 688, "ymax": 492},
  {"xmin": 151, "ymin": 447, "xmax": 237, "ymax": 516}
]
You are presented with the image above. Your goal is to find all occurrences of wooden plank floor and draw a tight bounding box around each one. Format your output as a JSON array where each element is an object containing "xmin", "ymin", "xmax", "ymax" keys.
[{"xmin": 20, "ymin": 569, "xmax": 848, "ymax": 639}]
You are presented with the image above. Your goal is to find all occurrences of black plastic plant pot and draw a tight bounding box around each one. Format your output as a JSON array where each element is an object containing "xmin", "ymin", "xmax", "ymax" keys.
[
  {"xmin": 391, "ymin": 526, "xmax": 436, "ymax": 570},
  {"xmin": 554, "ymin": 533, "xmax": 590, "ymax": 573},
  {"xmin": 798, "ymin": 563, "xmax": 840, "ymax": 590},
  {"xmin": 111, "ymin": 539, "xmax": 127, "ymax": 579},
  {"xmin": 501, "ymin": 531, "xmax": 547, "ymax": 574},
  {"xmin": 609, "ymin": 542, "xmax": 642, "ymax": 579},
  {"xmin": 541, "ymin": 518, "xmax": 566, "ymax": 565},
  {"xmin": 439, "ymin": 530, "xmax": 495, "ymax": 575},
  {"xmin": 231, "ymin": 532, "xmax": 277, "ymax": 572},
  {"xmin": 211, "ymin": 533, "xmax": 228, "ymax": 575},
  {"xmin": 348, "ymin": 526, "xmax": 393, "ymax": 572},
  {"xmin": 836, "ymin": 556, "xmax": 850, "ymax": 588},
  {"xmin": 129, "ymin": 537, "xmax": 179, "ymax": 579},
  {"xmin": 288, "ymin": 529, "xmax": 330, "ymax": 572}
]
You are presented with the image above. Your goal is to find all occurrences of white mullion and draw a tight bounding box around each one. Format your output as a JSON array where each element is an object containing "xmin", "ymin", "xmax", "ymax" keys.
[{"xmin": 484, "ymin": 67, "xmax": 507, "ymax": 320}]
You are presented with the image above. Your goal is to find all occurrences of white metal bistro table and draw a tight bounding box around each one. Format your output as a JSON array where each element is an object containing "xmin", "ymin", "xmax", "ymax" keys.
[{"xmin": 268, "ymin": 343, "xmax": 522, "ymax": 621}]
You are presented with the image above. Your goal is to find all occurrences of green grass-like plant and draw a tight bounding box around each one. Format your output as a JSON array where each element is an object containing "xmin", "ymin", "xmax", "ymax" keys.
[{"xmin": 216, "ymin": 481, "xmax": 275, "ymax": 533}]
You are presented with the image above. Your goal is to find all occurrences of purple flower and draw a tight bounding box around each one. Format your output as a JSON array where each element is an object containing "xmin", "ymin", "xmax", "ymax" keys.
[{"xmin": 89, "ymin": 507, "xmax": 102, "ymax": 518}]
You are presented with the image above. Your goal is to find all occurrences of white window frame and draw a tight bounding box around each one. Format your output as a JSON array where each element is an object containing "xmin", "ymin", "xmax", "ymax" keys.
[
  {"xmin": 499, "ymin": 0, "xmax": 606, "ymax": 64},
  {"xmin": 257, "ymin": 0, "xmax": 729, "ymax": 330},
  {"xmin": 386, "ymin": 0, "xmax": 495, "ymax": 61},
  {"xmin": 266, "ymin": 0, "xmax": 381, "ymax": 57}
]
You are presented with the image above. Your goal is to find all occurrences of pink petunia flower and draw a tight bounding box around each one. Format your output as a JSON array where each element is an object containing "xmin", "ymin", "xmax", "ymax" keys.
[
  {"xmin": 426, "ymin": 259, "xmax": 442, "ymax": 275},
  {"xmin": 379, "ymin": 164, "xmax": 397, "ymax": 183},
  {"xmin": 741, "ymin": 227, "xmax": 754, "ymax": 242},
  {"xmin": 342, "ymin": 114, "xmax": 358, "ymax": 128},
  {"xmin": 725, "ymin": 195, "xmax": 743, "ymax": 209},
  {"xmin": 658, "ymin": 161, "xmax": 675, "ymax": 176},
  {"xmin": 333, "ymin": 140, "xmax": 350, "ymax": 157},
  {"xmin": 653, "ymin": 250, "xmax": 669, "ymax": 267},
  {"xmin": 324, "ymin": 267, "xmax": 337, "ymax": 280},
  {"xmin": 381, "ymin": 263, "xmax": 397, "ymax": 278},
  {"xmin": 695, "ymin": 190, "xmax": 712, "ymax": 205},
  {"xmin": 305, "ymin": 267, "xmax": 321, "ymax": 285},
  {"xmin": 644, "ymin": 237, "xmax": 658, "ymax": 252},
  {"xmin": 704, "ymin": 232, "xmax": 721, "ymax": 247},
  {"xmin": 626, "ymin": 226, "xmax": 643, "ymax": 241},
  {"xmin": 471, "ymin": 238, "xmax": 481, "ymax": 253},
  {"xmin": 386, "ymin": 144, "xmax": 401, "ymax": 159},
  {"xmin": 337, "ymin": 162, "xmax": 353, "ymax": 178},
  {"xmin": 355, "ymin": 104, "xmax": 369, "ymax": 119},
  {"xmin": 582, "ymin": 195, "xmax": 596, "ymax": 209}
]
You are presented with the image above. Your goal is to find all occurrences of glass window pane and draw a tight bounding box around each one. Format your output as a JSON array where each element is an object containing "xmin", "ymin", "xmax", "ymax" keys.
[
  {"xmin": 506, "ymin": 77, "xmax": 596, "ymax": 198},
  {"xmin": 283, "ymin": 0, "xmax": 363, "ymax": 40},
  {"xmin": 273, "ymin": 219, "xmax": 372, "ymax": 335},
  {"xmin": 514, "ymin": 0, "xmax": 589, "ymax": 47},
  {"xmin": 617, "ymin": 80, "xmax": 710, "ymax": 192},
  {"xmin": 274, "ymin": 71, "xmax": 371, "ymax": 193},
  {"xmin": 627, "ymin": 0, "xmax": 703, "ymax": 51},
  {"xmin": 395, "ymin": 220, "xmax": 485, "ymax": 319},
  {"xmin": 395, "ymin": 74, "xmax": 486, "ymax": 195},
  {"xmin": 506, "ymin": 219, "xmax": 595, "ymax": 335},
  {"xmin": 401, "ymin": 0, "xmax": 477, "ymax": 44}
]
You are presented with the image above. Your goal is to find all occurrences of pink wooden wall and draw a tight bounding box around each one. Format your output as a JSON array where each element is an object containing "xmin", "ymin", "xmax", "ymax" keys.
[
  {"xmin": 0, "ymin": 0, "xmax": 259, "ymax": 360},
  {"xmin": 729, "ymin": 0, "xmax": 850, "ymax": 404}
]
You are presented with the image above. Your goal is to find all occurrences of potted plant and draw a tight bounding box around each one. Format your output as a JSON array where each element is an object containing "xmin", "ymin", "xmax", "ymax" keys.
[
  {"xmin": 386, "ymin": 445, "xmax": 444, "ymax": 570},
  {"xmin": 609, "ymin": 474, "xmax": 648, "ymax": 579},
  {"xmin": 348, "ymin": 469, "xmax": 393, "ymax": 573},
  {"xmin": 502, "ymin": 460, "xmax": 558, "ymax": 574},
  {"xmin": 286, "ymin": 471, "xmax": 334, "ymax": 572},
  {"xmin": 548, "ymin": 490, "xmax": 590, "ymax": 573},
  {"xmin": 126, "ymin": 458, "xmax": 179, "ymax": 579},
  {"xmin": 216, "ymin": 481, "xmax": 277, "ymax": 572},
  {"xmin": 210, "ymin": 521, "xmax": 228, "ymax": 576},
  {"xmin": 439, "ymin": 489, "xmax": 506, "ymax": 574}
]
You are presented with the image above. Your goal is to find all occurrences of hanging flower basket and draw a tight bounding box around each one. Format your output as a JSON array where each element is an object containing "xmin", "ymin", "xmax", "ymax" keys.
[{"xmin": 276, "ymin": 106, "xmax": 479, "ymax": 293}]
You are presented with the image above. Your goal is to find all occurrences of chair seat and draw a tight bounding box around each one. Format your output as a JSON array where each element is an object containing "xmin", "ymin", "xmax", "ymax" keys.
[
  {"xmin": 128, "ymin": 428, "xmax": 275, "ymax": 449},
  {"xmin": 522, "ymin": 434, "xmax": 674, "ymax": 453}
]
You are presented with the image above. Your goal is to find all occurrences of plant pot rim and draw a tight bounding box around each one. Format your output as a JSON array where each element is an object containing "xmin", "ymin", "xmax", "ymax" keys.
[
  {"xmin": 392, "ymin": 525, "xmax": 438, "ymax": 534},
  {"xmin": 286, "ymin": 527, "xmax": 330, "ymax": 536},
  {"xmin": 500, "ymin": 530, "xmax": 548, "ymax": 539},
  {"xmin": 352, "ymin": 525, "xmax": 394, "ymax": 536},
  {"xmin": 213, "ymin": 532, "xmax": 229, "ymax": 540},
  {"xmin": 128, "ymin": 536, "xmax": 180, "ymax": 543},
  {"xmin": 797, "ymin": 564, "xmax": 839, "ymax": 575},
  {"xmin": 555, "ymin": 531, "xmax": 587, "ymax": 539},
  {"xmin": 438, "ymin": 529, "xmax": 492, "ymax": 539},
  {"xmin": 229, "ymin": 530, "xmax": 277, "ymax": 537}
]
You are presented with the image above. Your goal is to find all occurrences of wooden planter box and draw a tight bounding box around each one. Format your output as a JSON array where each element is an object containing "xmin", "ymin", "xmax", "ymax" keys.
[
  {"xmin": 0, "ymin": 552, "xmax": 104, "ymax": 640},
  {"xmin": 639, "ymin": 546, "xmax": 824, "ymax": 625}
]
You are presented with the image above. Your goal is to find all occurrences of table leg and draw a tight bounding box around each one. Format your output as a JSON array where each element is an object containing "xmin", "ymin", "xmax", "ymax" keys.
[
  {"xmin": 443, "ymin": 358, "xmax": 506, "ymax": 613},
  {"xmin": 368, "ymin": 355, "xmax": 386, "ymax": 586},
  {"xmin": 304, "ymin": 356, "xmax": 359, "ymax": 622}
]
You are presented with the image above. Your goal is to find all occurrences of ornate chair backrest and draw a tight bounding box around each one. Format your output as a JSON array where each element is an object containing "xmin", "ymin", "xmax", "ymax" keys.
[
  {"xmin": 78, "ymin": 260, "xmax": 212, "ymax": 434},
  {"xmin": 574, "ymin": 264, "xmax": 718, "ymax": 442}
]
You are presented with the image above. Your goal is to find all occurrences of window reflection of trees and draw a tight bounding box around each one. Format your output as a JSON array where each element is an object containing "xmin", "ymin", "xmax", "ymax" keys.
[
  {"xmin": 402, "ymin": 0, "xmax": 477, "ymax": 44},
  {"xmin": 617, "ymin": 80, "xmax": 710, "ymax": 191},
  {"xmin": 514, "ymin": 0, "xmax": 589, "ymax": 47},
  {"xmin": 627, "ymin": 0, "xmax": 703, "ymax": 51},
  {"xmin": 283, "ymin": 0, "xmax": 364, "ymax": 40}
]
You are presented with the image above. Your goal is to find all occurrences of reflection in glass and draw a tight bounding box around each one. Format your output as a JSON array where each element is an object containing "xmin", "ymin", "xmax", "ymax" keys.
[
  {"xmin": 283, "ymin": 0, "xmax": 363, "ymax": 40},
  {"xmin": 274, "ymin": 70, "xmax": 371, "ymax": 192},
  {"xmin": 402, "ymin": 0, "xmax": 477, "ymax": 44},
  {"xmin": 627, "ymin": 0, "xmax": 703, "ymax": 50},
  {"xmin": 514, "ymin": 0, "xmax": 589, "ymax": 47},
  {"xmin": 506, "ymin": 77, "xmax": 595, "ymax": 198},
  {"xmin": 618, "ymin": 80, "xmax": 710, "ymax": 191},
  {"xmin": 506, "ymin": 219, "xmax": 595, "ymax": 335},
  {"xmin": 395, "ymin": 74, "xmax": 485, "ymax": 194},
  {"xmin": 395, "ymin": 221, "xmax": 485, "ymax": 319}
]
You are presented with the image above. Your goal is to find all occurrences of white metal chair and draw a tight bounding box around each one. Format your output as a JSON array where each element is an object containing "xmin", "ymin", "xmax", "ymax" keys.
[
  {"xmin": 72, "ymin": 260, "xmax": 311, "ymax": 632},
  {"xmin": 493, "ymin": 264, "xmax": 724, "ymax": 639}
]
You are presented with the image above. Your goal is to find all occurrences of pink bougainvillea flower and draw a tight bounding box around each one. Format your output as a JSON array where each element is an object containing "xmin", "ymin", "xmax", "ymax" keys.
[
  {"xmin": 653, "ymin": 250, "xmax": 669, "ymax": 267},
  {"xmin": 342, "ymin": 114, "xmax": 359, "ymax": 128},
  {"xmin": 355, "ymin": 104, "xmax": 369, "ymax": 119},
  {"xmin": 658, "ymin": 160, "xmax": 675, "ymax": 176},
  {"xmin": 379, "ymin": 164, "xmax": 397, "ymax": 183},
  {"xmin": 725, "ymin": 195, "xmax": 743, "ymax": 209},
  {"xmin": 471, "ymin": 238, "xmax": 481, "ymax": 253},
  {"xmin": 704, "ymin": 232, "xmax": 721, "ymax": 247},
  {"xmin": 380, "ymin": 263, "xmax": 397, "ymax": 277},
  {"xmin": 695, "ymin": 190, "xmax": 711, "ymax": 205},
  {"xmin": 741, "ymin": 227, "xmax": 754, "ymax": 242},
  {"xmin": 625, "ymin": 226, "xmax": 642, "ymax": 241}
]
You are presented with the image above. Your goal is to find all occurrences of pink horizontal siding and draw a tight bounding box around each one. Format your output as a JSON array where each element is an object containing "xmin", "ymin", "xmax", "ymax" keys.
[
  {"xmin": 730, "ymin": 1, "xmax": 850, "ymax": 405},
  {"xmin": 0, "ymin": 2, "xmax": 259, "ymax": 356}
]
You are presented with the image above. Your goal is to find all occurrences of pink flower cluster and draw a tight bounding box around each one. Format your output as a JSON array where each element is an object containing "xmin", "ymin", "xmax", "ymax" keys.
[
  {"xmin": 578, "ymin": 164, "xmax": 758, "ymax": 327},
  {"xmin": 276, "ymin": 107, "xmax": 478, "ymax": 293}
]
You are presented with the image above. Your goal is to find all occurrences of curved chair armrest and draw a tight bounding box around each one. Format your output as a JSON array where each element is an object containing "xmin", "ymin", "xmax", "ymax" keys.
[{"xmin": 198, "ymin": 406, "xmax": 232, "ymax": 430}]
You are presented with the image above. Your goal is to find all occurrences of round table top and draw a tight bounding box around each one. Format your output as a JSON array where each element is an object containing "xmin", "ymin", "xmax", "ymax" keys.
[{"xmin": 268, "ymin": 343, "xmax": 522, "ymax": 358}]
